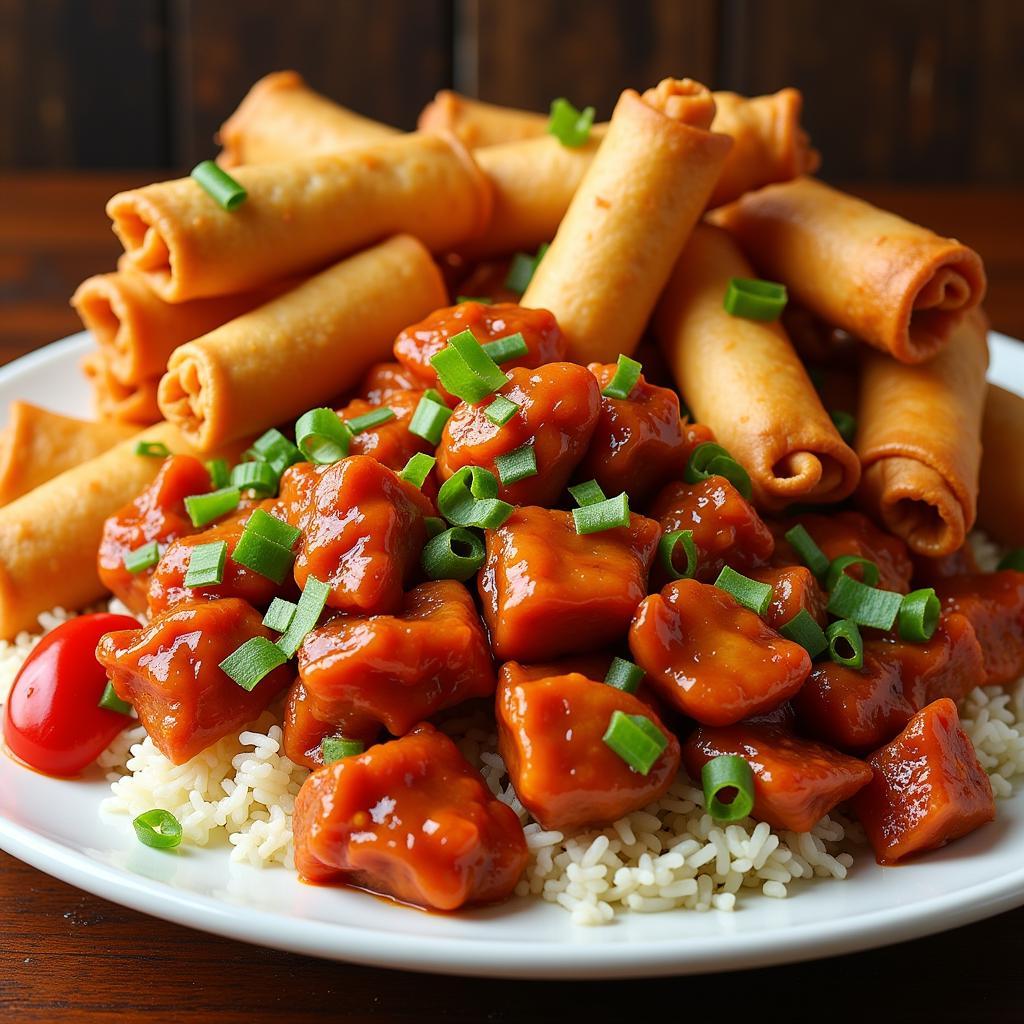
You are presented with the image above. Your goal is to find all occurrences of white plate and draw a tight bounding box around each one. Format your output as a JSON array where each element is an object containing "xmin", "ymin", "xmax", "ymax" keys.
[{"xmin": 1, "ymin": 330, "xmax": 1023, "ymax": 979}]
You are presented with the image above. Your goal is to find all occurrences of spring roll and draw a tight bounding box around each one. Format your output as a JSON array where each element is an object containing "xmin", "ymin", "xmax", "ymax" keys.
[
  {"xmin": 713, "ymin": 177, "xmax": 987, "ymax": 364},
  {"xmin": 107, "ymin": 132, "xmax": 491, "ymax": 303},
  {"xmin": 978, "ymin": 384, "xmax": 1024, "ymax": 547},
  {"xmin": 81, "ymin": 352, "xmax": 162, "ymax": 425},
  {"xmin": 521, "ymin": 79, "xmax": 731, "ymax": 364},
  {"xmin": 0, "ymin": 422, "xmax": 225, "ymax": 639},
  {"xmin": 158, "ymin": 235, "xmax": 446, "ymax": 451},
  {"xmin": 857, "ymin": 309, "xmax": 989, "ymax": 557},
  {"xmin": 0, "ymin": 402, "xmax": 136, "ymax": 507},
  {"xmin": 418, "ymin": 90, "xmax": 550, "ymax": 148},
  {"xmin": 655, "ymin": 223, "xmax": 861, "ymax": 510},
  {"xmin": 72, "ymin": 271, "xmax": 288, "ymax": 385},
  {"xmin": 217, "ymin": 70, "xmax": 399, "ymax": 167}
]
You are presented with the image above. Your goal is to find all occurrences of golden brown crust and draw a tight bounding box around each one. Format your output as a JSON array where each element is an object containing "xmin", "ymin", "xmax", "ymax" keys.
[
  {"xmin": 978, "ymin": 384, "xmax": 1024, "ymax": 546},
  {"xmin": 81, "ymin": 351, "xmax": 162, "ymax": 425}
]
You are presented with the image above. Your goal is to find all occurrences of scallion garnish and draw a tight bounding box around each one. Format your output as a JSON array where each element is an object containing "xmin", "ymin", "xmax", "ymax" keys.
[
  {"xmin": 484, "ymin": 394, "xmax": 520, "ymax": 426},
  {"xmin": 481, "ymin": 333, "xmax": 529, "ymax": 364},
  {"xmin": 347, "ymin": 407, "xmax": 396, "ymax": 435},
  {"xmin": 825, "ymin": 555, "xmax": 880, "ymax": 593},
  {"xmin": 547, "ymin": 97, "xmax": 596, "ymax": 147},
  {"xmin": 408, "ymin": 393, "xmax": 452, "ymax": 444},
  {"xmin": 602, "ymin": 710, "xmax": 668, "ymax": 775},
  {"xmin": 601, "ymin": 354, "xmax": 643, "ymax": 400},
  {"xmin": 568, "ymin": 479, "xmax": 607, "ymax": 507},
  {"xmin": 245, "ymin": 508, "xmax": 301, "ymax": 549},
  {"xmin": 830, "ymin": 409, "xmax": 857, "ymax": 444},
  {"xmin": 206, "ymin": 457, "xmax": 230, "ymax": 489},
  {"xmin": 425, "ymin": 515, "xmax": 447, "ymax": 538},
  {"xmin": 184, "ymin": 487, "xmax": 241, "ymax": 528},
  {"xmin": 783, "ymin": 524, "xmax": 830, "ymax": 581},
  {"xmin": 133, "ymin": 809, "xmax": 183, "ymax": 849},
  {"xmin": 997, "ymin": 549, "xmax": 1024, "ymax": 572},
  {"xmin": 572, "ymin": 491, "xmax": 630, "ymax": 535},
  {"xmin": 248, "ymin": 428, "xmax": 303, "ymax": 476},
  {"xmin": 190, "ymin": 160, "xmax": 247, "ymax": 211},
  {"xmin": 684, "ymin": 442, "xmax": 753, "ymax": 501},
  {"xmin": 219, "ymin": 635, "xmax": 288, "ymax": 691},
  {"xmin": 321, "ymin": 736, "xmax": 366, "ymax": 764},
  {"xmin": 135, "ymin": 440, "xmax": 171, "ymax": 458},
  {"xmin": 826, "ymin": 574, "xmax": 902, "ymax": 631},
  {"xmin": 430, "ymin": 329, "xmax": 509, "ymax": 404},
  {"xmin": 455, "ymin": 295, "xmax": 494, "ymax": 305},
  {"xmin": 263, "ymin": 597, "xmax": 297, "ymax": 633},
  {"xmin": 230, "ymin": 460, "xmax": 279, "ymax": 497},
  {"xmin": 124, "ymin": 540, "xmax": 160, "ymax": 574},
  {"xmin": 503, "ymin": 242, "xmax": 549, "ymax": 295},
  {"xmin": 97, "ymin": 681, "xmax": 133, "ymax": 716},
  {"xmin": 436, "ymin": 466, "xmax": 514, "ymax": 530},
  {"xmin": 897, "ymin": 588, "xmax": 940, "ymax": 643},
  {"xmin": 232, "ymin": 530, "xmax": 294, "ymax": 585},
  {"xmin": 398, "ymin": 452, "xmax": 436, "ymax": 489},
  {"xmin": 658, "ymin": 529, "xmax": 698, "ymax": 580},
  {"xmin": 276, "ymin": 576, "xmax": 330, "ymax": 658},
  {"xmin": 779, "ymin": 609, "xmax": 828, "ymax": 658},
  {"xmin": 183, "ymin": 540, "xmax": 227, "ymax": 588},
  {"xmin": 604, "ymin": 657, "xmax": 644, "ymax": 695},
  {"xmin": 495, "ymin": 444, "xmax": 537, "ymax": 486},
  {"xmin": 714, "ymin": 565, "xmax": 773, "ymax": 617},
  {"xmin": 421, "ymin": 526, "xmax": 486, "ymax": 582},
  {"xmin": 701, "ymin": 754, "xmax": 755, "ymax": 822},
  {"xmin": 295, "ymin": 408, "xmax": 351, "ymax": 464},
  {"xmin": 723, "ymin": 277, "xmax": 788, "ymax": 321},
  {"xmin": 825, "ymin": 618, "xmax": 864, "ymax": 668}
]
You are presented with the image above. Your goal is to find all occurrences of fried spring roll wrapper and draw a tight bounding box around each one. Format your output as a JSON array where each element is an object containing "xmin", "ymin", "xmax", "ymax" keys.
[
  {"xmin": 72, "ymin": 272, "xmax": 288, "ymax": 385},
  {"xmin": 108, "ymin": 133, "xmax": 491, "ymax": 303},
  {"xmin": 521, "ymin": 80, "xmax": 732, "ymax": 364},
  {"xmin": 0, "ymin": 402, "xmax": 136, "ymax": 507},
  {"xmin": 81, "ymin": 352, "xmax": 162, "ymax": 425},
  {"xmin": 0, "ymin": 422, "xmax": 232, "ymax": 640},
  {"xmin": 713, "ymin": 177, "xmax": 987, "ymax": 364},
  {"xmin": 655, "ymin": 224, "xmax": 861, "ymax": 510},
  {"xmin": 857, "ymin": 310, "xmax": 989, "ymax": 557},
  {"xmin": 418, "ymin": 90, "xmax": 550, "ymax": 148},
  {"xmin": 978, "ymin": 384, "xmax": 1024, "ymax": 547},
  {"xmin": 158, "ymin": 235, "xmax": 446, "ymax": 451},
  {"xmin": 217, "ymin": 70, "xmax": 399, "ymax": 167}
]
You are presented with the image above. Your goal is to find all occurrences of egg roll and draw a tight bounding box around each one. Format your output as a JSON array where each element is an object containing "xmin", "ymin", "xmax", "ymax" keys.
[
  {"xmin": 655, "ymin": 223, "xmax": 860, "ymax": 510},
  {"xmin": 108, "ymin": 132, "xmax": 490, "ymax": 302},
  {"xmin": 857, "ymin": 309, "xmax": 989, "ymax": 557},
  {"xmin": 978, "ymin": 384, "xmax": 1024, "ymax": 547},
  {"xmin": 158, "ymin": 235, "xmax": 446, "ymax": 451},
  {"xmin": 521, "ymin": 80, "xmax": 731, "ymax": 364},
  {"xmin": 72, "ymin": 271, "xmax": 287, "ymax": 385},
  {"xmin": 713, "ymin": 177, "xmax": 987, "ymax": 364},
  {"xmin": 81, "ymin": 351, "xmax": 162, "ymax": 425},
  {"xmin": 418, "ymin": 90, "xmax": 549, "ymax": 148},
  {"xmin": 0, "ymin": 402, "xmax": 136, "ymax": 507},
  {"xmin": 217, "ymin": 70, "xmax": 399, "ymax": 167},
  {"xmin": 0, "ymin": 422, "xmax": 218, "ymax": 639}
]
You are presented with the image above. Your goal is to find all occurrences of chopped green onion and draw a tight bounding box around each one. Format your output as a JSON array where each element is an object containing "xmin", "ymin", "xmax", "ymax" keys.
[
  {"xmin": 262, "ymin": 597, "xmax": 297, "ymax": 633},
  {"xmin": 231, "ymin": 530, "xmax": 295, "ymax": 584},
  {"xmin": 245, "ymin": 508, "xmax": 301, "ymax": 549},
  {"xmin": 503, "ymin": 242, "xmax": 548, "ymax": 295},
  {"xmin": 484, "ymin": 394, "xmax": 520, "ymax": 426},
  {"xmin": 572, "ymin": 492, "xmax": 630, "ymax": 535},
  {"xmin": 230, "ymin": 460, "xmax": 279, "ymax": 497},
  {"xmin": 830, "ymin": 409, "xmax": 857, "ymax": 444},
  {"xmin": 455, "ymin": 295, "xmax": 493, "ymax": 305},
  {"xmin": 347, "ymin": 407, "xmax": 396, "ymax": 434},
  {"xmin": 132, "ymin": 809, "xmax": 183, "ymax": 850},
  {"xmin": 436, "ymin": 466, "xmax": 514, "ymax": 530},
  {"xmin": 219, "ymin": 635, "xmax": 288, "ymax": 691},
  {"xmin": 683, "ymin": 442, "xmax": 753, "ymax": 501},
  {"xmin": 723, "ymin": 277, "xmax": 788, "ymax": 321},
  {"xmin": 547, "ymin": 97, "xmax": 596, "ymax": 147},
  {"xmin": 184, "ymin": 486, "xmax": 240, "ymax": 528},
  {"xmin": 568, "ymin": 479, "xmax": 607, "ymax": 507},
  {"xmin": 783, "ymin": 524, "xmax": 830, "ymax": 581},
  {"xmin": 430, "ymin": 329, "xmax": 509, "ymax": 404},
  {"xmin": 826, "ymin": 618, "xmax": 864, "ymax": 669},
  {"xmin": 779, "ymin": 609, "xmax": 828, "ymax": 658},
  {"xmin": 825, "ymin": 555, "xmax": 880, "ymax": 592},
  {"xmin": 702, "ymin": 754, "xmax": 756, "ymax": 822},
  {"xmin": 295, "ymin": 408, "xmax": 352, "ymax": 464},
  {"xmin": 601, "ymin": 354, "xmax": 643, "ymax": 400},
  {"xmin": 421, "ymin": 526, "xmax": 486, "ymax": 582},
  {"xmin": 206, "ymin": 457, "xmax": 230, "ymax": 489},
  {"xmin": 276, "ymin": 575, "xmax": 330, "ymax": 658},
  {"xmin": 658, "ymin": 529, "xmax": 698, "ymax": 580},
  {"xmin": 898, "ymin": 588, "xmax": 941, "ymax": 643},
  {"xmin": 997, "ymin": 549, "xmax": 1024, "ymax": 572},
  {"xmin": 408, "ymin": 393, "xmax": 452, "ymax": 444},
  {"xmin": 826, "ymin": 574, "xmax": 902, "ymax": 631},
  {"xmin": 425, "ymin": 515, "xmax": 447, "ymax": 538},
  {"xmin": 183, "ymin": 540, "xmax": 227, "ymax": 588},
  {"xmin": 124, "ymin": 540, "xmax": 160, "ymax": 574},
  {"xmin": 495, "ymin": 444, "xmax": 537, "ymax": 486},
  {"xmin": 321, "ymin": 736, "xmax": 366, "ymax": 764},
  {"xmin": 134, "ymin": 440, "xmax": 171, "ymax": 458},
  {"xmin": 714, "ymin": 565, "xmax": 773, "ymax": 617},
  {"xmin": 604, "ymin": 657, "xmax": 644, "ymax": 694},
  {"xmin": 399, "ymin": 452, "xmax": 436, "ymax": 489},
  {"xmin": 97, "ymin": 681, "xmax": 132, "ymax": 716},
  {"xmin": 481, "ymin": 333, "xmax": 529, "ymax": 364},
  {"xmin": 602, "ymin": 710, "xmax": 668, "ymax": 775},
  {"xmin": 248, "ymin": 428, "xmax": 303, "ymax": 476},
  {"xmin": 191, "ymin": 160, "xmax": 247, "ymax": 211}
]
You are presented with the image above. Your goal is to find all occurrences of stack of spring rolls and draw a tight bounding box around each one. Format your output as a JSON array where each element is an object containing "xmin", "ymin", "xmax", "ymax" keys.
[{"xmin": 0, "ymin": 68, "xmax": 1018, "ymax": 641}]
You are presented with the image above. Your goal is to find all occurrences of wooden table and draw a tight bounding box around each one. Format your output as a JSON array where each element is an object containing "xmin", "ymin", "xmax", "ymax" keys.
[{"xmin": 2, "ymin": 175, "xmax": 1023, "ymax": 1022}]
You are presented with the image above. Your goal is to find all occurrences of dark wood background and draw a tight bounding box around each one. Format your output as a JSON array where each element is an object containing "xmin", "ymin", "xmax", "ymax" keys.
[{"xmin": 2, "ymin": 0, "xmax": 1022, "ymax": 182}]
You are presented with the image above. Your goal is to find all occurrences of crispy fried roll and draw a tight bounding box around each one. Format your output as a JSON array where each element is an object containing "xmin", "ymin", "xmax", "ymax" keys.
[
  {"xmin": 81, "ymin": 351, "xmax": 162, "ymax": 425},
  {"xmin": 418, "ymin": 90, "xmax": 549, "ymax": 148},
  {"xmin": 977, "ymin": 384, "xmax": 1024, "ymax": 547}
]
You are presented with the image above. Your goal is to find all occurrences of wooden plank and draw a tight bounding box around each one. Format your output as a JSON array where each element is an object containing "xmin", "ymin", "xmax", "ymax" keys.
[
  {"xmin": 459, "ymin": 0, "xmax": 717, "ymax": 118},
  {"xmin": 0, "ymin": 0, "xmax": 166, "ymax": 169},
  {"xmin": 170, "ymin": 0, "xmax": 453, "ymax": 167}
]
